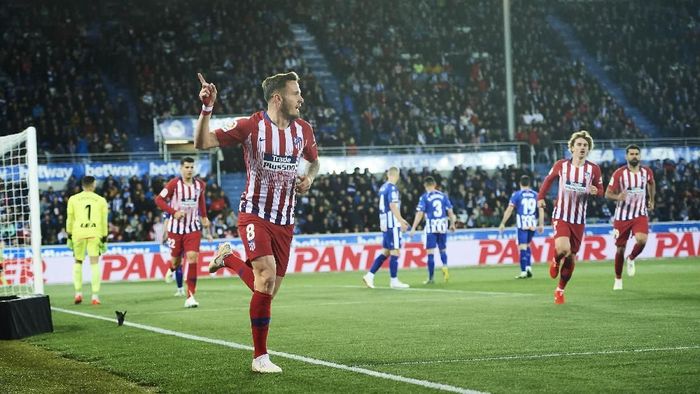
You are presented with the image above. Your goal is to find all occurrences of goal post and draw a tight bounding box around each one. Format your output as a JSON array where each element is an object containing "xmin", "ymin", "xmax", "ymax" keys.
[{"xmin": 0, "ymin": 126, "xmax": 43, "ymax": 295}]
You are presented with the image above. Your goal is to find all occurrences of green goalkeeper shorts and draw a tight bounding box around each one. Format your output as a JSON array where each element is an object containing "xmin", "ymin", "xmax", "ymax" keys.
[{"xmin": 73, "ymin": 238, "xmax": 102, "ymax": 260}]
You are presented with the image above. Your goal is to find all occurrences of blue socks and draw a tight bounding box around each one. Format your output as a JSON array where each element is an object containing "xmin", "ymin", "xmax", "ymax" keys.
[
  {"xmin": 389, "ymin": 255, "xmax": 399, "ymax": 278},
  {"xmin": 369, "ymin": 254, "xmax": 388, "ymax": 274},
  {"xmin": 519, "ymin": 247, "xmax": 531, "ymax": 272},
  {"xmin": 439, "ymin": 250, "xmax": 448, "ymax": 266},
  {"xmin": 427, "ymin": 254, "xmax": 435, "ymax": 280},
  {"xmin": 175, "ymin": 265, "xmax": 183, "ymax": 288}
]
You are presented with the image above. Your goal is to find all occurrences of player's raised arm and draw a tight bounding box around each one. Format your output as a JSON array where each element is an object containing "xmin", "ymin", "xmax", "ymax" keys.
[{"xmin": 194, "ymin": 73, "xmax": 220, "ymax": 150}]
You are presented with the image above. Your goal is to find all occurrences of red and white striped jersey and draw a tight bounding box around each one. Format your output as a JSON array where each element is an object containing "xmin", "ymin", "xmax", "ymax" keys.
[
  {"xmin": 607, "ymin": 166, "xmax": 654, "ymax": 221},
  {"xmin": 215, "ymin": 111, "xmax": 318, "ymax": 225},
  {"xmin": 537, "ymin": 159, "xmax": 603, "ymax": 224},
  {"xmin": 155, "ymin": 177, "xmax": 207, "ymax": 234}
]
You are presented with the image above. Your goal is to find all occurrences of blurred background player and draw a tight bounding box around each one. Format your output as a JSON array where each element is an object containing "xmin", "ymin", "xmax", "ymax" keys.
[
  {"xmin": 155, "ymin": 157, "xmax": 211, "ymax": 308},
  {"xmin": 499, "ymin": 175, "xmax": 545, "ymax": 279},
  {"xmin": 410, "ymin": 176, "xmax": 456, "ymax": 284},
  {"xmin": 605, "ymin": 144, "xmax": 655, "ymax": 290},
  {"xmin": 195, "ymin": 71, "xmax": 320, "ymax": 373},
  {"xmin": 537, "ymin": 130, "xmax": 603, "ymax": 304},
  {"xmin": 66, "ymin": 176, "xmax": 108, "ymax": 305},
  {"xmin": 363, "ymin": 167, "xmax": 410, "ymax": 289}
]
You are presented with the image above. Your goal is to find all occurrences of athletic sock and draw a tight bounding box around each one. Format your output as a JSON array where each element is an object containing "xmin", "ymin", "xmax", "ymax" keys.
[
  {"xmin": 427, "ymin": 254, "xmax": 435, "ymax": 280},
  {"xmin": 369, "ymin": 254, "xmax": 387, "ymax": 274},
  {"xmin": 186, "ymin": 262, "xmax": 197, "ymax": 297},
  {"xmin": 223, "ymin": 254, "xmax": 255, "ymax": 292},
  {"xmin": 439, "ymin": 250, "xmax": 448, "ymax": 266},
  {"xmin": 519, "ymin": 248, "xmax": 528, "ymax": 272},
  {"xmin": 73, "ymin": 263, "xmax": 83, "ymax": 292},
  {"xmin": 629, "ymin": 242, "xmax": 645, "ymax": 260},
  {"xmin": 250, "ymin": 291, "xmax": 272, "ymax": 358},
  {"xmin": 558, "ymin": 255, "xmax": 576, "ymax": 289},
  {"xmin": 90, "ymin": 262, "xmax": 101, "ymax": 294},
  {"xmin": 524, "ymin": 247, "xmax": 531, "ymax": 269},
  {"xmin": 614, "ymin": 250, "xmax": 624, "ymax": 279},
  {"xmin": 175, "ymin": 265, "xmax": 183, "ymax": 288},
  {"xmin": 389, "ymin": 255, "xmax": 399, "ymax": 278}
]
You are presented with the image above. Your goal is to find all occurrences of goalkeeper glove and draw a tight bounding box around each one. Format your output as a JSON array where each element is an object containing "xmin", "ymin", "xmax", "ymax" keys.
[{"xmin": 67, "ymin": 238, "xmax": 73, "ymax": 251}]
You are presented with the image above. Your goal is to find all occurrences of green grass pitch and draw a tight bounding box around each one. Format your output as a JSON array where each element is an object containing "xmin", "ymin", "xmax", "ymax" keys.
[{"xmin": 3, "ymin": 257, "xmax": 699, "ymax": 393}]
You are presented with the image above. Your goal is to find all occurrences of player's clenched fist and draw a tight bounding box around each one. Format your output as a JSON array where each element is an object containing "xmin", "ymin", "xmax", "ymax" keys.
[{"xmin": 197, "ymin": 72, "xmax": 218, "ymax": 107}]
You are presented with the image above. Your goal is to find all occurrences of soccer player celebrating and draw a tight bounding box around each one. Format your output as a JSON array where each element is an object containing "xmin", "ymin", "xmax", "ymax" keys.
[
  {"xmin": 362, "ymin": 167, "xmax": 411, "ymax": 289},
  {"xmin": 194, "ymin": 71, "xmax": 320, "ymax": 373},
  {"xmin": 409, "ymin": 176, "xmax": 457, "ymax": 284},
  {"xmin": 537, "ymin": 130, "xmax": 603, "ymax": 304},
  {"xmin": 499, "ymin": 175, "xmax": 545, "ymax": 279},
  {"xmin": 155, "ymin": 157, "xmax": 211, "ymax": 308},
  {"xmin": 66, "ymin": 176, "xmax": 109, "ymax": 305},
  {"xmin": 605, "ymin": 144, "xmax": 655, "ymax": 290}
]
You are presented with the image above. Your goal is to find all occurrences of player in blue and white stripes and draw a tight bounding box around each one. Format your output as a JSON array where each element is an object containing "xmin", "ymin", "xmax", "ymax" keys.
[
  {"xmin": 362, "ymin": 167, "xmax": 410, "ymax": 289},
  {"xmin": 499, "ymin": 175, "xmax": 544, "ymax": 278},
  {"xmin": 410, "ymin": 177, "xmax": 456, "ymax": 284}
]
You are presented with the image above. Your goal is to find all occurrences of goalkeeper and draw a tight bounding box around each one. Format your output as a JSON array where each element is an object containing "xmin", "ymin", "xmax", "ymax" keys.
[{"xmin": 66, "ymin": 176, "xmax": 109, "ymax": 305}]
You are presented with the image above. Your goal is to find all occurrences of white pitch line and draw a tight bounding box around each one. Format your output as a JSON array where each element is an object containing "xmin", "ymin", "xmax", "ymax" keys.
[
  {"xmin": 353, "ymin": 345, "xmax": 700, "ymax": 367},
  {"xmin": 52, "ymin": 307, "xmax": 486, "ymax": 394},
  {"xmin": 303, "ymin": 285, "xmax": 534, "ymax": 297}
]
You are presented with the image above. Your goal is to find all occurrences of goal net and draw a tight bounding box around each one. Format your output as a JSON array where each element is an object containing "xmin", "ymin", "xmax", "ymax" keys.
[{"xmin": 0, "ymin": 127, "xmax": 43, "ymax": 296}]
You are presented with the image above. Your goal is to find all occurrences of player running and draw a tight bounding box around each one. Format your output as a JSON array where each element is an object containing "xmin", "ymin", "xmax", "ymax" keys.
[
  {"xmin": 409, "ymin": 176, "xmax": 456, "ymax": 284},
  {"xmin": 605, "ymin": 144, "xmax": 655, "ymax": 290},
  {"xmin": 155, "ymin": 157, "xmax": 211, "ymax": 308},
  {"xmin": 66, "ymin": 176, "xmax": 109, "ymax": 305},
  {"xmin": 537, "ymin": 130, "xmax": 603, "ymax": 304},
  {"xmin": 195, "ymin": 71, "xmax": 320, "ymax": 373},
  {"xmin": 499, "ymin": 175, "xmax": 545, "ymax": 278}
]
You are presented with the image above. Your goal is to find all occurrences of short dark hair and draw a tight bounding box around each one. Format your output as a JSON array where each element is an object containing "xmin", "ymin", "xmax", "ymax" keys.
[
  {"xmin": 519, "ymin": 175, "xmax": 531, "ymax": 187},
  {"xmin": 423, "ymin": 176, "xmax": 436, "ymax": 186},
  {"xmin": 625, "ymin": 144, "xmax": 641, "ymax": 154},
  {"xmin": 181, "ymin": 156, "xmax": 195, "ymax": 165},
  {"xmin": 262, "ymin": 71, "xmax": 300, "ymax": 102},
  {"xmin": 81, "ymin": 176, "xmax": 96, "ymax": 187}
]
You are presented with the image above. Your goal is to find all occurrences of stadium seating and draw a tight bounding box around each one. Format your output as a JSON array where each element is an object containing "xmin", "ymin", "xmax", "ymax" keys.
[{"xmin": 556, "ymin": 0, "xmax": 699, "ymax": 137}]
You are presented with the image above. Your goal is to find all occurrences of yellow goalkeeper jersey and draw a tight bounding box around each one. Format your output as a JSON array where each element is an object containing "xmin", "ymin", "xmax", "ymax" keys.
[{"xmin": 67, "ymin": 191, "xmax": 108, "ymax": 240}]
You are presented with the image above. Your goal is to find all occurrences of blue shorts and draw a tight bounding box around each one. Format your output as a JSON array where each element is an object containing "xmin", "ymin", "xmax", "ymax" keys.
[
  {"xmin": 425, "ymin": 233, "xmax": 447, "ymax": 250},
  {"xmin": 382, "ymin": 228, "xmax": 402, "ymax": 250},
  {"xmin": 517, "ymin": 228, "xmax": 534, "ymax": 245}
]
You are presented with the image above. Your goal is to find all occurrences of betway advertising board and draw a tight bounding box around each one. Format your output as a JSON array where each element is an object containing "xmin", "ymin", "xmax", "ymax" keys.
[
  {"xmin": 23, "ymin": 160, "xmax": 211, "ymax": 183},
  {"xmin": 2, "ymin": 222, "xmax": 698, "ymax": 285}
]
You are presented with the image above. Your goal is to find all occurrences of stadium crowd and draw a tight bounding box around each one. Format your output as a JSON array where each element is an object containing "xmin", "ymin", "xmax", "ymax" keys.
[
  {"xmin": 0, "ymin": 2, "xmax": 130, "ymax": 155},
  {"xmin": 299, "ymin": 0, "xmax": 645, "ymax": 156},
  {"xmin": 28, "ymin": 158, "xmax": 700, "ymax": 246},
  {"xmin": 4, "ymin": 0, "xmax": 694, "ymax": 160},
  {"xmin": 557, "ymin": 0, "xmax": 699, "ymax": 138}
]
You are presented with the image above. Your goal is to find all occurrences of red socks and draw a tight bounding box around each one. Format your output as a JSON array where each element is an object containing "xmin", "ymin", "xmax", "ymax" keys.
[
  {"xmin": 558, "ymin": 255, "xmax": 575, "ymax": 289},
  {"xmin": 629, "ymin": 242, "xmax": 646, "ymax": 260},
  {"xmin": 186, "ymin": 262, "xmax": 197, "ymax": 297},
  {"xmin": 250, "ymin": 291, "xmax": 272, "ymax": 358},
  {"xmin": 614, "ymin": 250, "xmax": 624, "ymax": 279},
  {"xmin": 224, "ymin": 254, "xmax": 255, "ymax": 292}
]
